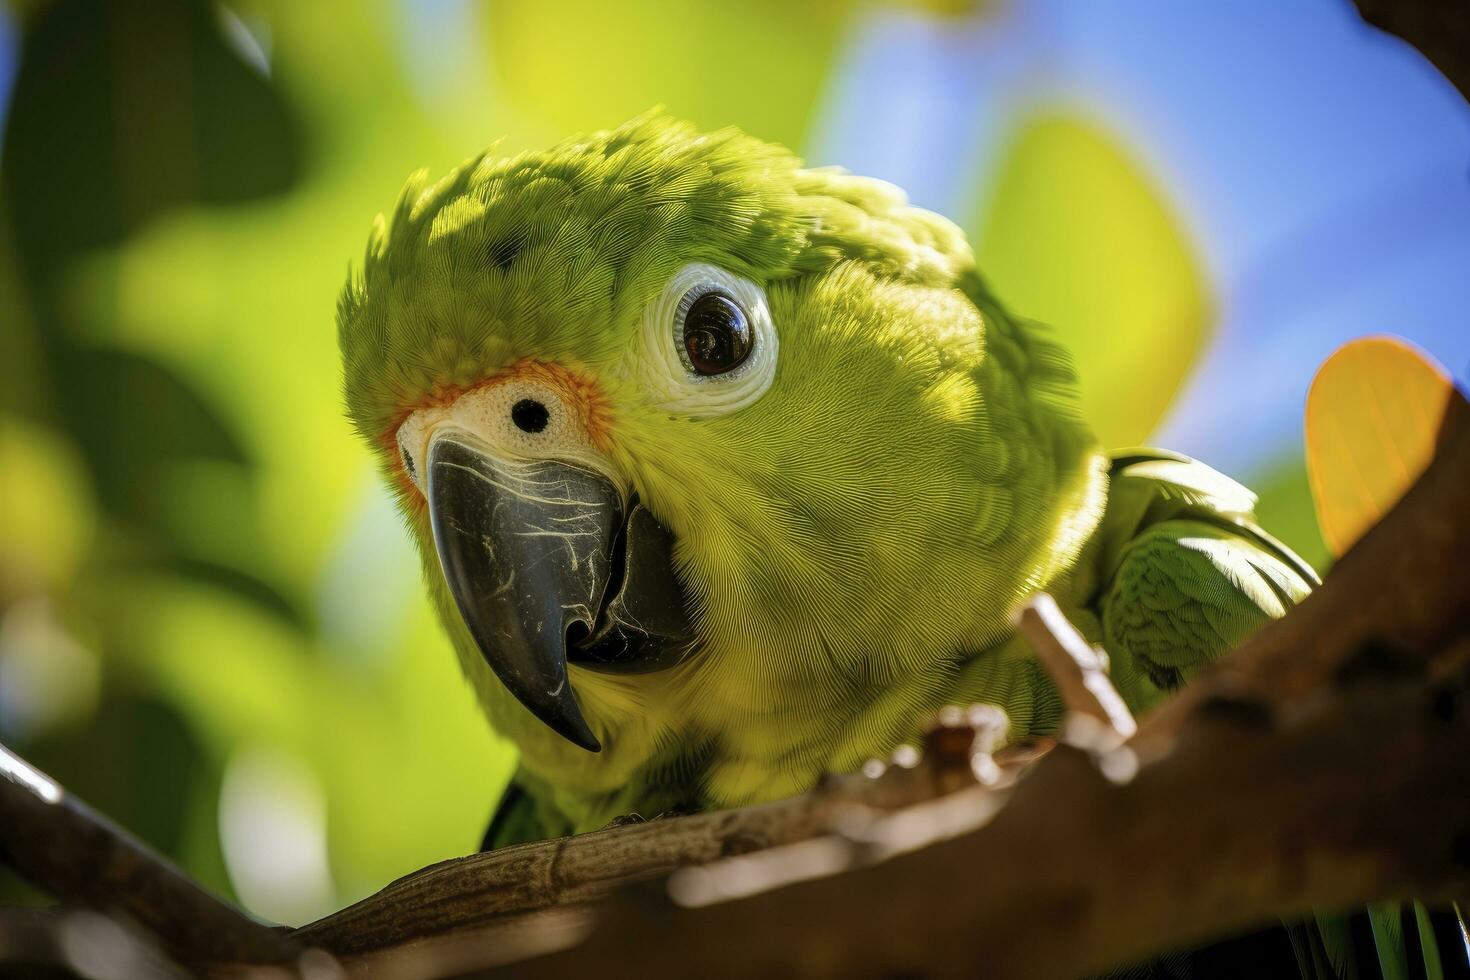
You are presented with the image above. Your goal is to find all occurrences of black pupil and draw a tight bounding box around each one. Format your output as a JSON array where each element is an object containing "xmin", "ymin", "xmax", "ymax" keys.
[
  {"xmin": 511, "ymin": 399, "xmax": 550, "ymax": 433},
  {"xmin": 683, "ymin": 292, "xmax": 752, "ymax": 376}
]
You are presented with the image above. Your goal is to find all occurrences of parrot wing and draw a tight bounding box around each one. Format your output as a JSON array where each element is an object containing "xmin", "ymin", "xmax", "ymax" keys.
[
  {"xmin": 1102, "ymin": 448, "xmax": 1320, "ymax": 587},
  {"xmin": 1090, "ymin": 449, "xmax": 1318, "ymax": 707},
  {"xmin": 1093, "ymin": 451, "xmax": 1465, "ymax": 980}
]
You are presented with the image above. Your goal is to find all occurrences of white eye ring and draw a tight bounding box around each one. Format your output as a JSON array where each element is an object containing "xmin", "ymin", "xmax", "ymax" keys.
[{"xmin": 637, "ymin": 262, "xmax": 778, "ymax": 417}]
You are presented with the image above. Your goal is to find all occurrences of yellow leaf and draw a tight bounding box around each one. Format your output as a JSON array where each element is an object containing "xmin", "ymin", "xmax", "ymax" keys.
[{"xmin": 1304, "ymin": 335, "xmax": 1466, "ymax": 557}]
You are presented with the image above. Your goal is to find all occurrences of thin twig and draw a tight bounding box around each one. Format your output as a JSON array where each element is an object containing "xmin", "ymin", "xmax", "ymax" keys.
[{"xmin": 1014, "ymin": 594, "xmax": 1137, "ymax": 742}]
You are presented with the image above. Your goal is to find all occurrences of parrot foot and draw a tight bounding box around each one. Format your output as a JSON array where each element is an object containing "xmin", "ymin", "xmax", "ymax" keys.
[
  {"xmin": 601, "ymin": 812, "xmax": 647, "ymax": 829},
  {"xmin": 599, "ymin": 807, "xmax": 694, "ymax": 831}
]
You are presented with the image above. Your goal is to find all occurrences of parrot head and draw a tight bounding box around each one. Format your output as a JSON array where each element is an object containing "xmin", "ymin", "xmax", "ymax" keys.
[{"xmin": 338, "ymin": 113, "xmax": 1106, "ymax": 802}]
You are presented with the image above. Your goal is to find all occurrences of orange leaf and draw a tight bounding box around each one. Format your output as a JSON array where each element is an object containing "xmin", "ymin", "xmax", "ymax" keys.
[{"xmin": 1305, "ymin": 335, "xmax": 1466, "ymax": 557}]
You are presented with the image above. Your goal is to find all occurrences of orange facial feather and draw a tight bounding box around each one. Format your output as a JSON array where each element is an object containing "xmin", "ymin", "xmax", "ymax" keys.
[{"xmin": 378, "ymin": 358, "xmax": 616, "ymax": 501}]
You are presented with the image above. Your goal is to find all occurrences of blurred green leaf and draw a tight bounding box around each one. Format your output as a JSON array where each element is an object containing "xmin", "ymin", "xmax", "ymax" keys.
[
  {"xmin": 1, "ymin": 0, "xmax": 301, "ymax": 268},
  {"xmin": 1247, "ymin": 455, "xmax": 1332, "ymax": 578},
  {"xmin": 23, "ymin": 694, "xmax": 213, "ymax": 860},
  {"xmin": 0, "ymin": 416, "xmax": 94, "ymax": 597},
  {"xmin": 973, "ymin": 112, "xmax": 1213, "ymax": 449},
  {"xmin": 61, "ymin": 347, "xmax": 251, "ymax": 519},
  {"xmin": 0, "ymin": 223, "xmax": 49, "ymax": 419},
  {"xmin": 145, "ymin": 554, "xmax": 310, "ymax": 630}
]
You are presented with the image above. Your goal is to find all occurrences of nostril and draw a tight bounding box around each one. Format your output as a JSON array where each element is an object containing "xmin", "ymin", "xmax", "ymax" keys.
[{"xmin": 511, "ymin": 398, "xmax": 550, "ymax": 434}]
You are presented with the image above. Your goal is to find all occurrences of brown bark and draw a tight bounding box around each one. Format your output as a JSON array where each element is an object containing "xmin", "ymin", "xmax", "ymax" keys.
[
  {"xmin": 1354, "ymin": 0, "xmax": 1470, "ymax": 99},
  {"xmin": 0, "ymin": 745, "xmax": 296, "ymax": 967}
]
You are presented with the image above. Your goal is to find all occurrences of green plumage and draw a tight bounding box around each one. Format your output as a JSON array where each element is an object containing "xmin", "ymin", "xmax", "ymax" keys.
[{"xmin": 336, "ymin": 113, "xmax": 1314, "ymax": 846}]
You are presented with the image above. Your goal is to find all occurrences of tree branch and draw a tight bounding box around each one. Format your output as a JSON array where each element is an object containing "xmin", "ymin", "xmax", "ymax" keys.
[
  {"xmin": 308, "ymin": 414, "xmax": 1470, "ymax": 979},
  {"xmin": 1354, "ymin": 0, "xmax": 1470, "ymax": 99},
  {"xmin": 0, "ymin": 745, "xmax": 296, "ymax": 968},
  {"xmin": 294, "ymin": 706, "xmax": 1032, "ymax": 958},
  {"xmin": 489, "ymin": 644, "xmax": 1470, "ymax": 980}
]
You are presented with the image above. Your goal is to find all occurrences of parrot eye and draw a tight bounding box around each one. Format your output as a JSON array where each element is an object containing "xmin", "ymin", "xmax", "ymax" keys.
[
  {"xmin": 639, "ymin": 262, "xmax": 778, "ymax": 416},
  {"xmin": 681, "ymin": 291, "xmax": 753, "ymax": 376}
]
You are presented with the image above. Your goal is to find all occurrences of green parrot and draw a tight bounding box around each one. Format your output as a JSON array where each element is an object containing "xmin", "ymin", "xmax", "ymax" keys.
[
  {"xmin": 337, "ymin": 111, "xmax": 1317, "ymax": 836},
  {"xmin": 339, "ymin": 112, "xmax": 1467, "ymax": 979}
]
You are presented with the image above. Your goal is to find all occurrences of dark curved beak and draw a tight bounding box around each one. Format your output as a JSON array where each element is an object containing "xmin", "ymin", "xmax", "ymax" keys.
[{"xmin": 426, "ymin": 428, "xmax": 691, "ymax": 753}]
